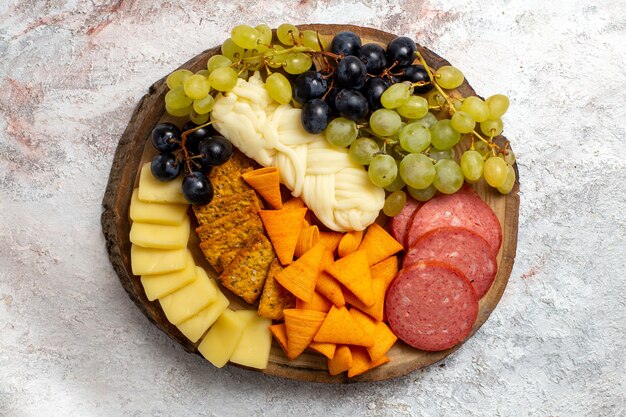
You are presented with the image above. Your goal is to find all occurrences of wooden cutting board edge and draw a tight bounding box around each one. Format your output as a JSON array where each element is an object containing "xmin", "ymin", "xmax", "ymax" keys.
[{"xmin": 101, "ymin": 23, "xmax": 520, "ymax": 384}]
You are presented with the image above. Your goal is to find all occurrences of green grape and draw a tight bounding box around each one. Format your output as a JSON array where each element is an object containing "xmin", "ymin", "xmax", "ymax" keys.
[
  {"xmin": 255, "ymin": 24, "xmax": 272, "ymax": 51},
  {"xmin": 165, "ymin": 103, "xmax": 192, "ymax": 117},
  {"xmin": 190, "ymin": 107, "xmax": 210, "ymax": 125},
  {"xmin": 265, "ymin": 45, "xmax": 286, "ymax": 68},
  {"xmin": 397, "ymin": 95, "xmax": 429, "ymax": 119},
  {"xmin": 429, "ymin": 147, "xmax": 455, "ymax": 161},
  {"xmin": 196, "ymin": 69, "xmax": 211, "ymax": 78},
  {"xmin": 266, "ymin": 73, "xmax": 292, "ymax": 104},
  {"xmin": 166, "ymin": 69, "xmax": 193, "ymax": 89},
  {"xmin": 408, "ymin": 184, "xmax": 437, "ymax": 202},
  {"xmin": 325, "ymin": 117, "xmax": 358, "ymax": 147},
  {"xmin": 284, "ymin": 52, "xmax": 312, "ymax": 74},
  {"xmin": 383, "ymin": 190, "xmax": 407, "ymax": 217},
  {"xmin": 460, "ymin": 150, "xmax": 484, "ymax": 182},
  {"xmin": 434, "ymin": 65, "xmax": 464, "ymax": 89},
  {"xmin": 483, "ymin": 156, "xmax": 508, "ymax": 187},
  {"xmin": 165, "ymin": 86, "xmax": 193, "ymax": 109},
  {"xmin": 381, "ymin": 82, "xmax": 413, "ymax": 109},
  {"xmin": 497, "ymin": 165, "xmax": 516, "ymax": 194},
  {"xmin": 430, "ymin": 119, "xmax": 460, "ymax": 150},
  {"xmin": 368, "ymin": 154, "xmax": 398, "ymax": 187},
  {"xmin": 411, "ymin": 112, "xmax": 438, "ymax": 128},
  {"xmin": 302, "ymin": 29, "xmax": 323, "ymax": 51},
  {"xmin": 384, "ymin": 166, "xmax": 406, "ymax": 192},
  {"xmin": 427, "ymin": 90, "xmax": 446, "ymax": 107},
  {"xmin": 504, "ymin": 150, "xmax": 516, "ymax": 165},
  {"xmin": 452, "ymin": 98, "xmax": 463, "ymax": 111},
  {"xmin": 399, "ymin": 122, "xmax": 431, "ymax": 153},
  {"xmin": 450, "ymin": 111, "xmax": 476, "ymax": 133},
  {"xmin": 221, "ymin": 38, "xmax": 245, "ymax": 61},
  {"xmin": 486, "ymin": 94, "xmax": 510, "ymax": 119},
  {"xmin": 209, "ymin": 67, "xmax": 238, "ymax": 92},
  {"xmin": 433, "ymin": 159, "xmax": 463, "ymax": 194},
  {"xmin": 461, "ymin": 96, "xmax": 490, "ymax": 123},
  {"xmin": 480, "ymin": 118, "xmax": 504, "ymax": 137},
  {"xmin": 193, "ymin": 94, "xmax": 215, "ymax": 114},
  {"xmin": 183, "ymin": 74, "xmax": 210, "ymax": 100},
  {"xmin": 231, "ymin": 24, "xmax": 260, "ymax": 49},
  {"xmin": 474, "ymin": 140, "xmax": 490, "ymax": 157},
  {"xmin": 207, "ymin": 55, "xmax": 232, "ymax": 73},
  {"xmin": 399, "ymin": 153, "xmax": 435, "ymax": 189},
  {"xmin": 277, "ymin": 23, "xmax": 299, "ymax": 46},
  {"xmin": 370, "ymin": 109, "xmax": 402, "ymax": 137},
  {"xmin": 348, "ymin": 138, "xmax": 379, "ymax": 165}
]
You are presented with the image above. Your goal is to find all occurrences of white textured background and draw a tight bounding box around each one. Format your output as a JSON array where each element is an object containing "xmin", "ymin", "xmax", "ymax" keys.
[{"xmin": 1, "ymin": 1, "xmax": 625, "ymax": 416}]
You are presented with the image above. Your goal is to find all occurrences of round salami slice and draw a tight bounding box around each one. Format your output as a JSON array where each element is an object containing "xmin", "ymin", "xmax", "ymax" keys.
[
  {"xmin": 406, "ymin": 185, "xmax": 502, "ymax": 255},
  {"xmin": 389, "ymin": 198, "xmax": 422, "ymax": 249},
  {"xmin": 385, "ymin": 261, "xmax": 478, "ymax": 351},
  {"xmin": 404, "ymin": 227, "xmax": 497, "ymax": 298}
]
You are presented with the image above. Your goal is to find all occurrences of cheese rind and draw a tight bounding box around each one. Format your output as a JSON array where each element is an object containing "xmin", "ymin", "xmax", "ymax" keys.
[
  {"xmin": 230, "ymin": 315, "xmax": 272, "ymax": 369},
  {"xmin": 159, "ymin": 266, "xmax": 217, "ymax": 325},
  {"xmin": 130, "ymin": 216, "xmax": 190, "ymax": 249},
  {"xmin": 130, "ymin": 189, "xmax": 188, "ymax": 225},
  {"xmin": 176, "ymin": 280, "xmax": 230, "ymax": 343},
  {"xmin": 131, "ymin": 245, "xmax": 187, "ymax": 276},
  {"xmin": 140, "ymin": 251, "xmax": 196, "ymax": 301},
  {"xmin": 138, "ymin": 163, "xmax": 188, "ymax": 204},
  {"xmin": 198, "ymin": 309, "xmax": 246, "ymax": 368}
]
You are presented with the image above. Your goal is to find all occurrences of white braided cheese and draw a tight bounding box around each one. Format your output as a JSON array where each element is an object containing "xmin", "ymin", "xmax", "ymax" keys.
[{"xmin": 211, "ymin": 72, "xmax": 385, "ymax": 232}]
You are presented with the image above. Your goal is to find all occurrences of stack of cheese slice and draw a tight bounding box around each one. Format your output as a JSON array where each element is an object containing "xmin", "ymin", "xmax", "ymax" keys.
[{"xmin": 128, "ymin": 162, "xmax": 272, "ymax": 369}]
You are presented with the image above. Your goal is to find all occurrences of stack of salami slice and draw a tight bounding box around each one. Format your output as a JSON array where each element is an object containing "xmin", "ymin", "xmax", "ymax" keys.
[{"xmin": 386, "ymin": 185, "xmax": 502, "ymax": 352}]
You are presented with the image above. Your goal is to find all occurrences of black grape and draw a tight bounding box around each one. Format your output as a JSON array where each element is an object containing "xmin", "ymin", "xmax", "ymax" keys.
[
  {"xmin": 336, "ymin": 56, "xmax": 368, "ymax": 89},
  {"xmin": 182, "ymin": 172, "xmax": 214, "ymax": 205},
  {"xmin": 362, "ymin": 77, "xmax": 390, "ymax": 110},
  {"xmin": 151, "ymin": 123, "xmax": 181, "ymax": 153},
  {"xmin": 151, "ymin": 152, "xmax": 181, "ymax": 181},
  {"xmin": 335, "ymin": 89, "xmax": 369, "ymax": 122},
  {"xmin": 386, "ymin": 36, "xmax": 417, "ymax": 68},
  {"xmin": 358, "ymin": 43, "xmax": 387, "ymax": 74},
  {"xmin": 402, "ymin": 65, "xmax": 433, "ymax": 93},
  {"xmin": 301, "ymin": 99, "xmax": 331, "ymax": 134},
  {"xmin": 293, "ymin": 71, "xmax": 328, "ymax": 104},
  {"xmin": 198, "ymin": 136, "xmax": 233, "ymax": 167},
  {"xmin": 330, "ymin": 31, "xmax": 362, "ymax": 56}
]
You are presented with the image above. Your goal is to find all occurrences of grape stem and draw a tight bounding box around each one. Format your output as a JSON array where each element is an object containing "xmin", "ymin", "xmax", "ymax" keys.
[{"xmin": 180, "ymin": 121, "xmax": 214, "ymax": 174}]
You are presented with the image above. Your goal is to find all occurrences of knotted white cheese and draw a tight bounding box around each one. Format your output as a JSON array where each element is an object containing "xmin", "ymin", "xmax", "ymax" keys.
[{"xmin": 211, "ymin": 72, "xmax": 385, "ymax": 232}]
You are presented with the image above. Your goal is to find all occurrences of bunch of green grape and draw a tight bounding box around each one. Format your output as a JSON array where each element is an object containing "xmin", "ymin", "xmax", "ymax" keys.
[{"xmin": 324, "ymin": 64, "xmax": 515, "ymax": 216}]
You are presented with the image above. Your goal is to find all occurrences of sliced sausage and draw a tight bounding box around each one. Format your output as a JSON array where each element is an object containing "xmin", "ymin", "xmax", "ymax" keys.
[
  {"xmin": 404, "ymin": 227, "xmax": 497, "ymax": 299},
  {"xmin": 385, "ymin": 261, "xmax": 478, "ymax": 351},
  {"xmin": 389, "ymin": 198, "xmax": 422, "ymax": 249},
  {"xmin": 406, "ymin": 185, "xmax": 502, "ymax": 256}
]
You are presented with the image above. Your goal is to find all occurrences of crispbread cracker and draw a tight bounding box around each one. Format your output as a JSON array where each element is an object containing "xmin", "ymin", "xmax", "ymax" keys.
[
  {"xmin": 195, "ymin": 206, "xmax": 259, "ymax": 243},
  {"xmin": 216, "ymin": 249, "xmax": 239, "ymax": 273},
  {"xmin": 211, "ymin": 166, "xmax": 254, "ymax": 198},
  {"xmin": 193, "ymin": 190, "xmax": 262, "ymax": 226},
  {"xmin": 218, "ymin": 233, "xmax": 276, "ymax": 304},
  {"xmin": 258, "ymin": 259, "xmax": 295, "ymax": 320}
]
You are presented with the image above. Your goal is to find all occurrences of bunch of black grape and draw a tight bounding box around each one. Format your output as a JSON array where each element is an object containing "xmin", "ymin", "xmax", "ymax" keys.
[
  {"xmin": 150, "ymin": 122, "xmax": 233, "ymax": 205},
  {"xmin": 295, "ymin": 31, "xmax": 433, "ymax": 137}
]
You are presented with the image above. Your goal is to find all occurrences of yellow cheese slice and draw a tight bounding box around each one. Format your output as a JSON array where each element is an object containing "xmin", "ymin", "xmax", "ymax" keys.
[
  {"xmin": 230, "ymin": 314, "xmax": 272, "ymax": 369},
  {"xmin": 159, "ymin": 266, "xmax": 217, "ymax": 325},
  {"xmin": 176, "ymin": 280, "xmax": 230, "ymax": 343},
  {"xmin": 129, "ymin": 216, "xmax": 190, "ymax": 249},
  {"xmin": 131, "ymin": 245, "xmax": 187, "ymax": 276},
  {"xmin": 130, "ymin": 189, "xmax": 188, "ymax": 225},
  {"xmin": 137, "ymin": 162, "xmax": 187, "ymax": 204},
  {"xmin": 140, "ymin": 251, "xmax": 196, "ymax": 301},
  {"xmin": 198, "ymin": 309, "xmax": 248, "ymax": 368}
]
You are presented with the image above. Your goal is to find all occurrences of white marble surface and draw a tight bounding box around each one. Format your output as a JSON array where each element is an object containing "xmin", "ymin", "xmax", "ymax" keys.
[{"xmin": 1, "ymin": 1, "xmax": 625, "ymax": 416}]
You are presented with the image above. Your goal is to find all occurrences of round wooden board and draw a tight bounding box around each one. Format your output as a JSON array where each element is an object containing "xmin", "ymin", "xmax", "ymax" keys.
[{"xmin": 101, "ymin": 24, "xmax": 519, "ymax": 383}]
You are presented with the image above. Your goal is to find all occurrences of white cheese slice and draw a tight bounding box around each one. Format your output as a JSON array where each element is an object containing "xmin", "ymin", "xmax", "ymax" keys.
[
  {"xmin": 176, "ymin": 280, "xmax": 230, "ymax": 343},
  {"xmin": 129, "ymin": 216, "xmax": 190, "ymax": 249},
  {"xmin": 130, "ymin": 245, "xmax": 187, "ymax": 276},
  {"xmin": 140, "ymin": 250, "xmax": 196, "ymax": 301},
  {"xmin": 137, "ymin": 162, "xmax": 187, "ymax": 204},
  {"xmin": 130, "ymin": 188, "xmax": 188, "ymax": 225},
  {"xmin": 159, "ymin": 266, "xmax": 217, "ymax": 325}
]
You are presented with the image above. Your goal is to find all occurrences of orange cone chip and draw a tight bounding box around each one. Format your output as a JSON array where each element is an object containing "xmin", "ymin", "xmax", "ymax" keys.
[
  {"xmin": 283, "ymin": 197, "xmax": 305, "ymax": 209},
  {"xmin": 269, "ymin": 323, "xmax": 289, "ymax": 356},
  {"xmin": 296, "ymin": 291, "xmax": 332, "ymax": 312},
  {"xmin": 328, "ymin": 345, "xmax": 352, "ymax": 376},
  {"xmin": 347, "ymin": 346, "xmax": 390, "ymax": 378},
  {"xmin": 275, "ymin": 242, "xmax": 326, "ymax": 302},
  {"xmin": 325, "ymin": 250, "xmax": 375, "ymax": 307},
  {"xmin": 358, "ymin": 223, "xmax": 404, "ymax": 266},
  {"xmin": 314, "ymin": 306, "xmax": 375, "ymax": 347},
  {"xmin": 283, "ymin": 309, "xmax": 327, "ymax": 360},
  {"xmin": 294, "ymin": 225, "xmax": 320, "ymax": 259},
  {"xmin": 318, "ymin": 231, "xmax": 343, "ymax": 253},
  {"xmin": 308, "ymin": 342, "xmax": 336, "ymax": 359},
  {"xmin": 315, "ymin": 270, "xmax": 345, "ymax": 308},
  {"xmin": 259, "ymin": 207, "xmax": 307, "ymax": 265},
  {"xmin": 242, "ymin": 167, "xmax": 283, "ymax": 209},
  {"xmin": 350, "ymin": 309, "xmax": 397, "ymax": 362},
  {"xmin": 343, "ymin": 276, "xmax": 386, "ymax": 321},
  {"xmin": 337, "ymin": 230, "xmax": 364, "ymax": 258},
  {"xmin": 371, "ymin": 256, "xmax": 399, "ymax": 288}
]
